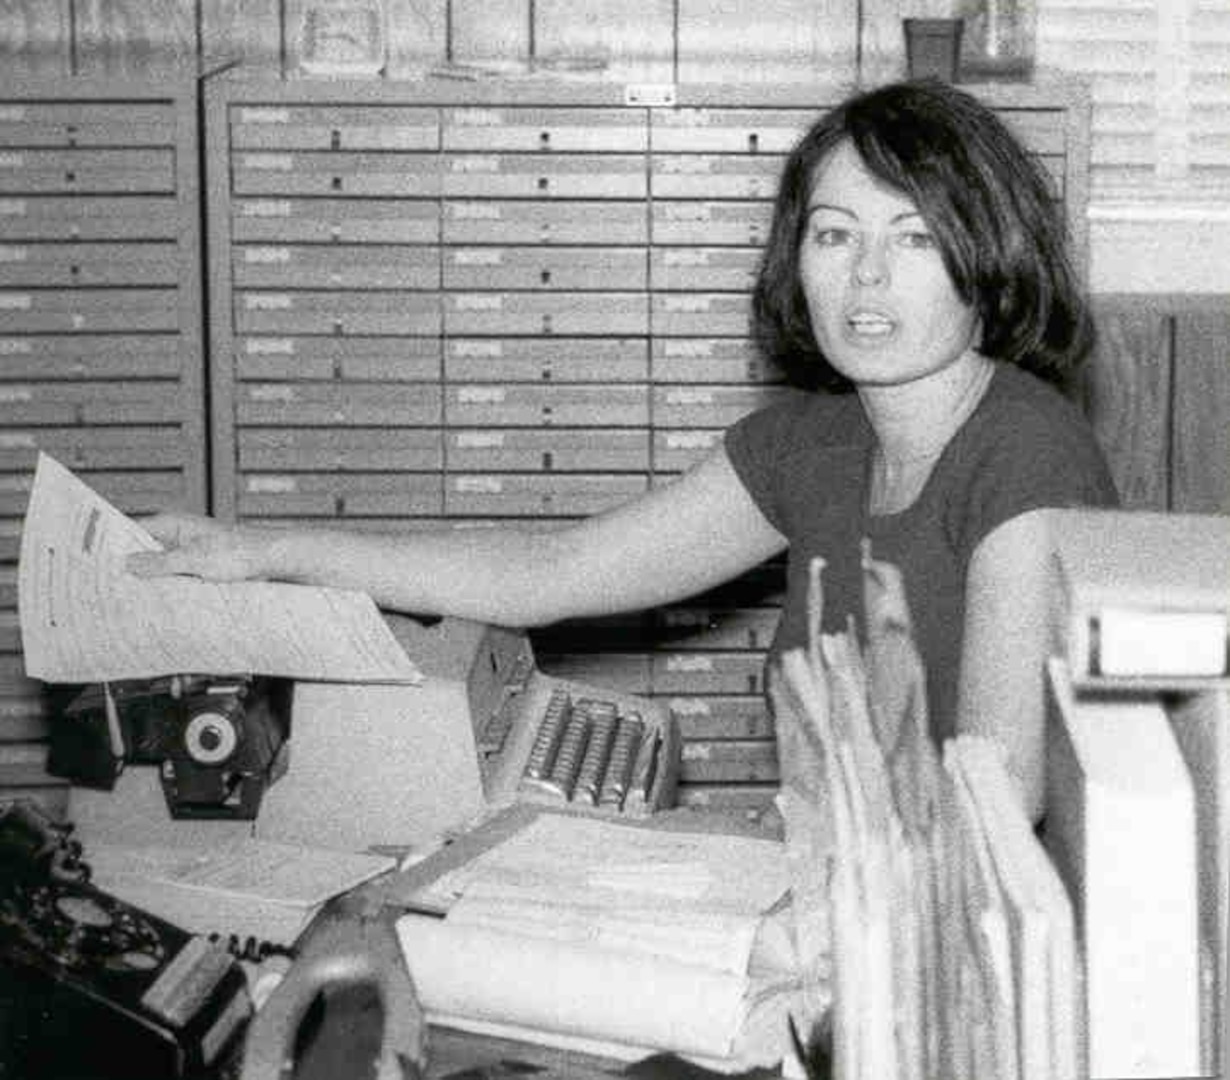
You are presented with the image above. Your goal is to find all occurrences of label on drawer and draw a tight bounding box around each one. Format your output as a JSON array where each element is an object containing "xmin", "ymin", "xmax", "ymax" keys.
[
  {"xmin": 664, "ymin": 431, "xmax": 718, "ymax": 449},
  {"xmin": 667, "ymin": 655, "xmax": 713, "ymax": 672},
  {"xmin": 663, "ymin": 296, "xmax": 712, "ymax": 313},
  {"xmin": 0, "ymin": 247, "xmax": 27, "ymax": 262},
  {"xmin": 662, "ymin": 203, "xmax": 711, "ymax": 221},
  {"xmin": 242, "ymin": 153, "xmax": 294, "ymax": 171},
  {"xmin": 457, "ymin": 387, "xmax": 506, "ymax": 403},
  {"xmin": 453, "ymin": 109, "xmax": 503, "ymax": 126},
  {"xmin": 0, "ymin": 386, "xmax": 33, "ymax": 402},
  {"xmin": 0, "ymin": 432, "xmax": 36, "ymax": 448},
  {"xmin": 238, "ymin": 108, "xmax": 290, "ymax": 124},
  {"xmin": 663, "ymin": 340, "xmax": 713, "ymax": 357},
  {"xmin": 454, "ymin": 294, "xmax": 503, "ymax": 311},
  {"xmin": 0, "ymin": 200, "xmax": 26, "ymax": 216},
  {"xmin": 456, "ymin": 432, "xmax": 505, "ymax": 448},
  {"xmin": 452, "ymin": 340, "xmax": 502, "ymax": 357},
  {"xmin": 248, "ymin": 385, "xmax": 296, "ymax": 401},
  {"xmin": 450, "ymin": 202, "xmax": 500, "ymax": 220},
  {"xmin": 0, "ymin": 338, "xmax": 31, "ymax": 353},
  {"xmin": 451, "ymin": 250, "xmax": 503, "ymax": 266},
  {"xmin": 662, "ymin": 250, "xmax": 710, "ymax": 266},
  {"xmin": 668, "ymin": 697, "xmax": 711, "ymax": 716},
  {"xmin": 456, "ymin": 476, "xmax": 503, "ymax": 493},
  {"xmin": 0, "ymin": 153, "xmax": 25, "ymax": 169},
  {"xmin": 246, "ymin": 475, "xmax": 298, "ymax": 493},
  {"xmin": 242, "ymin": 201, "xmax": 292, "ymax": 217},
  {"xmin": 659, "ymin": 157, "xmax": 711, "ymax": 174},
  {"xmin": 245, "ymin": 294, "xmax": 292, "ymax": 310},
  {"xmin": 451, "ymin": 156, "xmax": 499, "ymax": 173},
  {"xmin": 675, "ymin": 108, "xmax": 712, "ymax": 126},
  {"xmin": 666, "ymin": 389, "xmax": 715, "ymax": 406},
  {"xmin": 0, "ymin": 107, "xmax": 27, "ymax": 122},
  {"xmin": 246, "ymin": 338, "xmax": 295, "ymax": 355},
  {"xmin": 682, "ymin": 743, "xmax": 712, "ymax": 761},
  {"xmin": 244, "ymin": 247, "xmax": 291, "ymax": 264},
  {"xmin": 0, "ymin": 294, "xmax": 31, "ymax": 310}
]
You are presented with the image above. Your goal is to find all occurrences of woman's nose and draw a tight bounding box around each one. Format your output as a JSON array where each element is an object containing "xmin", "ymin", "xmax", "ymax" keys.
[{"xmin": 854, "ymin": 237, "xmax": 889, "ymax": 286}]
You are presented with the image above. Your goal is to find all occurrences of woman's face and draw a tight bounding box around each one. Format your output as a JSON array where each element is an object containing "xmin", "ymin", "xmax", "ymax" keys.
[{"xmin": 798, "ymin": 140, "xmax": 980, "ymax": 388}]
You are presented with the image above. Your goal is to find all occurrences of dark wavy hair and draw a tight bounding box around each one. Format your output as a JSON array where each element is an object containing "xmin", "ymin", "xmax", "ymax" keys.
[{"xmin": 752, "ymin": 78, "xmax": 1094, "ymax": 392}]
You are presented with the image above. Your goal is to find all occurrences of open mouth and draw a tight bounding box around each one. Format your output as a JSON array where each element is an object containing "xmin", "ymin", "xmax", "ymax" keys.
[{"xmin": 846, "ymin": 311, "xmax": 896, "ymax": 337}]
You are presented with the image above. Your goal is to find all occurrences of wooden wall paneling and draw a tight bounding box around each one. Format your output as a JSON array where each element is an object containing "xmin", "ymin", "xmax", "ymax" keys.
[
  {"xmin": 281, "ymin": 0, "xmax": 447, "ymax": 77},
  {"xmin": 200, "ymin": 0, "xmax": 285, "ymax": 71},
  {"xmin": 534, "ymin": 0, "xmax": 674, "ymax": 83},
  {"xmin": 1171, "ymin": 301, "xmax": 1230, "ymax": 514},
  {"xmin": 448, "ymin": 0, "xmax": 528, "ymax": 66},
  {"xmin": 0, "ymin": 0, "xmax": 73, "ymax": 73},
  {"xmin": 1080, "ymin": 297, "xmax": 1173, "ymax": 510},
  {"xmin": 858, "ymin": 0, "xmax": 909, "ymax": 84},
  {"xmin": 675, "ymin": 0, "xmax": 859, "ymax": 84},
  {"xmin": 72, "ymin": 0, "xmax": 199, "ymax": 76},
  {"xmin": 383, "ymin": 0, "xmax": 447, "ymax": 74}
]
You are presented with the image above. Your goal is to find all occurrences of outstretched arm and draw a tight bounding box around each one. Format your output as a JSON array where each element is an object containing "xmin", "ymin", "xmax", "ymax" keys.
[{"xmin": 128, "ymin": 447, "xmax": 789, "ymax": 628}]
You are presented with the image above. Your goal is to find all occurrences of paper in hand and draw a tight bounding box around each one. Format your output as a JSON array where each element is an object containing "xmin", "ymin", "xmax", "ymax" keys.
[{"xmin": 18, "ymin": 453, "xmax": 421, "ymax": 684}]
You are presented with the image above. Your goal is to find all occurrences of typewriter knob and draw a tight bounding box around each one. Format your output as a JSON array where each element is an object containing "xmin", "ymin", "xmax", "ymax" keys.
[{"xmin": 184, "ymin": 709, "xmax": 240, "ymax": 765}]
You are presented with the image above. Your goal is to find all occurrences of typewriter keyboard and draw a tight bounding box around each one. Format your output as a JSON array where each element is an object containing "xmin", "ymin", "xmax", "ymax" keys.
[{"xmin": 518, "ymin": 688, "xmax": 659, "ymax": 812}]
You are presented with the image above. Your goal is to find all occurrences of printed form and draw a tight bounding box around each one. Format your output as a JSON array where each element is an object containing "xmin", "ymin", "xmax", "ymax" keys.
[{"xmin": 17, "ymin": 453, "xmax": 422, "ymax": 685}]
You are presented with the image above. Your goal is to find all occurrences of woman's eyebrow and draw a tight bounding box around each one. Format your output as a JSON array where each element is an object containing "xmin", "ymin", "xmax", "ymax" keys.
[
  {"xmin": 806, "ymin": 203, "xmax": 856, "ymax": 220},
  {"xmin": 805, "ymin": 205, "xmax": 927, "ymax": 224}
]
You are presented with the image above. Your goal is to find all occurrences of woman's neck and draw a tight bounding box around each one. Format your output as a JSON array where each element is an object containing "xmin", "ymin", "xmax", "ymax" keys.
[
  {"xmin": 859, "ymin": 350, "xmax": 996, "ymax": 515},
  {"xmin": 858, "ymin": 350, "xmax": 996, "ymax": 465}
]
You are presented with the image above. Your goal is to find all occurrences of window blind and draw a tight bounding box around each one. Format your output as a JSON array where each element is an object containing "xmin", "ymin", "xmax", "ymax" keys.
[
  {"xmin": 1037, "ymin": 0, "xmax": 1230, "ymax": 201},
  {"xmin": 1191, "ymin": 0, "xmax": 1230, "ymax": 193}
]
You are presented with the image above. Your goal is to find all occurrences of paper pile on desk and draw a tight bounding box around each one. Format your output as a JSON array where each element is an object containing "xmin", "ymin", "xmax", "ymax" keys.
[
  {"xmin": 394, "ymin": 813, "xmax": 800, "ymax": 1072},
  {"xmin": 88, "ymin": 837, "xmax": 395, "ymax": 948},
  {"xmin": 772, "ymin": 550, "xmax": 1083, "ymax": 1080}
]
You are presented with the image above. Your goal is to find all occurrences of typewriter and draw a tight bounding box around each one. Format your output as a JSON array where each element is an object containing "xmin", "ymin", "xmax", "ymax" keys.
[{"xmin": 79, "ymin": 615, "xmax": 687, "ymax": 854}]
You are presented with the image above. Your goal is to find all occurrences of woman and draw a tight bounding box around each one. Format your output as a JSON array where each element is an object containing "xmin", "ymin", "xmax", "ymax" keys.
[{"xmin": 128, "ymin": 79, "xmax": 1117, "ymax": 821}]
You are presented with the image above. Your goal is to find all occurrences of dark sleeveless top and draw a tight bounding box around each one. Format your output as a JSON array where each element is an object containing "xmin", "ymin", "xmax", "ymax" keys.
[{"xmin": 724, "ymin": 362, "xmax": 1119, "ymax": 740}]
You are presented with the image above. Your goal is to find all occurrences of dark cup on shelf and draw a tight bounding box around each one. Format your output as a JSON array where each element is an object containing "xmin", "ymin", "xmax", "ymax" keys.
[{"xmin": 904, "ymin": 17, "xmax": 964, "ymax": 81}]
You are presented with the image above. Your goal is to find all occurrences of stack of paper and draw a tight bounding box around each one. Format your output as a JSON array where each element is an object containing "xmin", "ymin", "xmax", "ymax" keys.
[
  {"xmin": 770, "ymin": 550, "xmax": 944, "ymax": 1080},
  {"xmin": 87, "ymin": 837, "xmax": 395, "ymax": 949},
  {"xmin": 944, "ymin": 736, "xmax": 1084, "ymax": 1080},
  {"xmin": 392, "ymin": 811, "xmax": 800, "ymax": 1073},
  {"xmin": 772, "ymin": 550, "xmax": 1084, "ymax": 1080}
]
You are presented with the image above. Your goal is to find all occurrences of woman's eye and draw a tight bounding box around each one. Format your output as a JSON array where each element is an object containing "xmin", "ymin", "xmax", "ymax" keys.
[
  {"xmin": 896, "ymin": 230, "xmax": 937, "ymax": 250},
  {"xmin": 812, "ymin": 227, "xmax": 854, "ymax": 247}
]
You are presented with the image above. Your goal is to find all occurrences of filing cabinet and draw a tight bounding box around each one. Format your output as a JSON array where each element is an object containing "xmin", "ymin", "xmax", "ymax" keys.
[
  {"xmin": 0, "ymin": 72, "xmax": 209, "ymax": 805},
  {"xmin": 206, "ymin": 73, "xmax": 1091, "ymax": 810}
]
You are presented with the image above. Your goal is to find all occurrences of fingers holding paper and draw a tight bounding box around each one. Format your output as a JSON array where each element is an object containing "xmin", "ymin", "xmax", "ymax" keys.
[{"xmin": 127, "ymin": 512, "xmax": 270, "ymax": 583}]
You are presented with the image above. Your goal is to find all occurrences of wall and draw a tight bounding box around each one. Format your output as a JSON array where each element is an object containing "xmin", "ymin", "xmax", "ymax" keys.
[{"xmin": 0, "ymin": 0, "xmax": 862, "ymax": 82}]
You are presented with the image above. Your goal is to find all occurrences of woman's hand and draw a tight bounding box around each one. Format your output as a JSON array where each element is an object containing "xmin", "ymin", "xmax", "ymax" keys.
[{"xmin": 126, "ymin": 512, "xmax": 271, "ymax": 582}]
